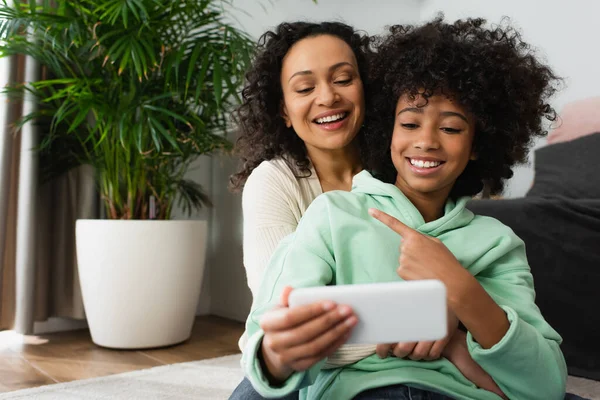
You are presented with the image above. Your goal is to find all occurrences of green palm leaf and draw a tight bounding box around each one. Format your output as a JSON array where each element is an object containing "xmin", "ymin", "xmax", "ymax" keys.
[{"xmin": 0, "ymin": 0, "xmax": 259, "ymax": 219}]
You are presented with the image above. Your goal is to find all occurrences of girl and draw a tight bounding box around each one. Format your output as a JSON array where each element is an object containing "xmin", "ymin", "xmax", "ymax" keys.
[{"xmin": 241, "ymin": 17, "xmax": 573, "ymax": 400}]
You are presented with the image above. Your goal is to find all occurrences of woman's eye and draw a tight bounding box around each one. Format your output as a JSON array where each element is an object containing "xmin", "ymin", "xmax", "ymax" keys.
[
  {"xmin": 441, "ymin": 127, "xmax": 462, "ymax": 133},
  {"xmin": 401, "ymin": 123, "xmax": 419, "ymax": 129},
  {"xmin": 334, "ymin": 78, "xmax": 352, "ymax": 85}
]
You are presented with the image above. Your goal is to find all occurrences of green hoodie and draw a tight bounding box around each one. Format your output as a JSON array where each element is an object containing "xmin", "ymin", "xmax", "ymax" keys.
[{"xmin": 242, "ymin": 170, "xmax": 567, "ymax": 400}]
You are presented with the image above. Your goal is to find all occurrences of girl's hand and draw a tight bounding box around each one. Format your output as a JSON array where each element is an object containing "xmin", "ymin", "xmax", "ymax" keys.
[
  {"xmin": 443, "ymin": 331, "xmax": 508, "ymax": 399},
  {"xmin": 369, "ymin": 208, "xmax": 510, "ymax": 350},
  {"xmin": 376, "ymin": 308, "xmax": 459, "ymax": 361},
  {"xmin": 259, "ymin": 286, "xmax": 358, "ymax": 383},
  {"xmin": 368, "ymin": 208, "xmax": 471, "ymax": 292}
]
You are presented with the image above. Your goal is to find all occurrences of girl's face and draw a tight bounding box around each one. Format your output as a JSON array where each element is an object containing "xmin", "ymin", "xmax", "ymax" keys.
[
  {"xmin": 391, "ymin": 94, "xmax": 476, "ymax": 199},
  {"xmin": 279, "ymin": 35, "xmax": 365, "ymax": 154}
]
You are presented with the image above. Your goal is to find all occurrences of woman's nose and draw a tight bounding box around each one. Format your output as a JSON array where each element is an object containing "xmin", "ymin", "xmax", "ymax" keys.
[{"xmin": 316, "ymin": 84, "xmax": 338, "ymax": 106}]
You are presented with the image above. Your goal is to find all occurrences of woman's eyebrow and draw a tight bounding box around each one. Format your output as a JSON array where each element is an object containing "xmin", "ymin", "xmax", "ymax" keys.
[{"xmin": 288, "ymin": 61, "xmax": 354, "ymax": 83}]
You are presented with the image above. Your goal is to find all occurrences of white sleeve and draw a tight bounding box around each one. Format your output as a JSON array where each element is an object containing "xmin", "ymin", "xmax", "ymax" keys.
[{"xmin": 241, "ymin": 163, "xmax": 302, "ymax": 298}]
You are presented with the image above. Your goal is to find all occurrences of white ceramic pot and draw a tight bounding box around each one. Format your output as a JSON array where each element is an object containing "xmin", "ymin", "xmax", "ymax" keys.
[{"xmin": 75, "ymin": 220, "xmax": 207, "ymax": 349}]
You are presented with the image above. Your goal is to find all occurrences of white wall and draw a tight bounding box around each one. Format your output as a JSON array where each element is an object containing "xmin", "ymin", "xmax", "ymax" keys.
[
  {"xmin": 229, "ymin": 0, "xmax": 422, "ymax": 37},
  {"xmin": 210, "ymin": 0, "xmax": 423, "ymax": 322},
  {"xmin": 419, "ymin": 0, "xmax": 600, "ymax": 197}
]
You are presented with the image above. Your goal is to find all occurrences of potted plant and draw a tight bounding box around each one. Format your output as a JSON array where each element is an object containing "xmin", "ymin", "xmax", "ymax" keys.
[{"xmin": 0, "ymin": 0, "xmax": 254, "ymax": 348}]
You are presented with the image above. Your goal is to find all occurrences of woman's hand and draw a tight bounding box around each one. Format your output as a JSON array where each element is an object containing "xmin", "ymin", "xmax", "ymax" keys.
[
  {"xmin": 443, "ymin": 331, "xmax": 508, "ymax": 399},
  {"xmin": 259, "ymin": 286, "xmax": 358, "ymax": 384},
  {"xmin": 376, "ymin": 309, "xmax": 459, "ymax": 361}
]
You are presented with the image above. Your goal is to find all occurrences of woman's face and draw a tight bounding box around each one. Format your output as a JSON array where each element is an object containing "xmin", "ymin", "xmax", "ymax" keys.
[
  {"xmin": 391, "ymin": 93, "xmax": 476, "ymax": 199},
  {"xmin": 280, "ymin": 34, "xmax": 365, "ymax": 153}
]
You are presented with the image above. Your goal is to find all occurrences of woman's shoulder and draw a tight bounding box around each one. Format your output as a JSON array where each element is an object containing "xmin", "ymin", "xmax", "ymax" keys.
[
  {"xmin": 243, "ymin": 158, "xmax": 321, "ymax": 211},
  {"xmin": 248, "ymin": 158, "xmax": 299, "ymax": 182},
  {"xmin": 245, "ymin": 158, "xmax": 312, "ymax": 192}
]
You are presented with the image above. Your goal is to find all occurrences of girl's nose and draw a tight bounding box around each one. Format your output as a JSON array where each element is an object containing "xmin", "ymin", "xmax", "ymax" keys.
[{"xmin": 413, "ymin": 127, "xmax": 440, "ymax": 150}]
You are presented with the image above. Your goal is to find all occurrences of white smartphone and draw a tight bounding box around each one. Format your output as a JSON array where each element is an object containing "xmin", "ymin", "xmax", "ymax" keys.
[{"xmin": 288, "ymin": 280, "xmax": 447, "ymax": 344}]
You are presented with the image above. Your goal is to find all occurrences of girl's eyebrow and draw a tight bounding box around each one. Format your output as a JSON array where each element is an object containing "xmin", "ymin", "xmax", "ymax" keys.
[
  {"xmin": 440, "ymin": 111, "xmax": 468, "ymax": 123},
  {"xmin": 288, "ymin": 62, "xmax": 354, "ymax": 83},
  {"xmin": 397, "ymin": 107, "xmax": 423, "ymax": 116},
  {"xmin": 397, "ymin": 107, "xmax": 468, "ymax": 123}
]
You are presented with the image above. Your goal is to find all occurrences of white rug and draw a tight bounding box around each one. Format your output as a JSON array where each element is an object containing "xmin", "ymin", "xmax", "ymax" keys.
[
  {"xmin": 0, "ymin": 354, "xmax": 244, "ymax": 400},
  {"xmin": 1, "ymin": 353, "xmax": 598, "ymax": 400}
]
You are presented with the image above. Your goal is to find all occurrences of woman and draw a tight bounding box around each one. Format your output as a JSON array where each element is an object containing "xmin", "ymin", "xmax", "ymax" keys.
[
  {"xmin": 228, "ymin": 21, "xmax": 370, "ymax": 400},
  {"xmin": 230, "ymin": 21, "xmax": 369, "ymax": 298}
]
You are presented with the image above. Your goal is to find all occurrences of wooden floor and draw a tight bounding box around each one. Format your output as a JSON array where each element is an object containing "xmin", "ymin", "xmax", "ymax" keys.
[{"xmin": 0, "ymin": 315, "xmax": 244, "ymax": 393}]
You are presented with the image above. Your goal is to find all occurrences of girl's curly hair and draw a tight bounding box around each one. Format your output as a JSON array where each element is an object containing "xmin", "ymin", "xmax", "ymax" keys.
[
  {"xmin": 364, "ymin": 16, "xmax": 561, "ymax": 198},
  {"xmin": 229, "ymin": 21, "xmax": 372, "ymax": 191}
]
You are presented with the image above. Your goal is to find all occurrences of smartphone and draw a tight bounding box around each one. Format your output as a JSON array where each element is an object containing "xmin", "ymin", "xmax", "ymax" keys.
[{"xmin": 288, "ymin": 280, "xmax": 447, "ymax": 344}]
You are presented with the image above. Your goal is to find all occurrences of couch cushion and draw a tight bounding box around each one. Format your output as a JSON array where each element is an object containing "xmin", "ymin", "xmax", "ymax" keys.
[
  {"xmin": 527, "ymin": 132, "xmax": 600, "ymax": 199},
  {"xmin": 467, "ymin": 197, "xmax": 600, "ymax": 381}
]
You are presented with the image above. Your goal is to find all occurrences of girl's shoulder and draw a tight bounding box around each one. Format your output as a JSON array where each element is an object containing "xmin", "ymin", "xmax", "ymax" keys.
[{"xmin": 467, "ymin": 213, "xmax": 525, "ymax": 251}]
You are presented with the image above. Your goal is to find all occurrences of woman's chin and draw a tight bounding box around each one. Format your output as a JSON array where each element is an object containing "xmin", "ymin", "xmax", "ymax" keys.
[{"xmin": 309, "ymin": 135, "xmax": 358, "ymax": 152}]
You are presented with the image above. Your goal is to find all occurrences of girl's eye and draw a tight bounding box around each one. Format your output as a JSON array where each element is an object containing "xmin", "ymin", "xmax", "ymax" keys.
[
  {"xmin": 296, "ymin": 87, "xmax": 314, "ymax": 94},
  {"xmin": 441, "ymin": 127, "xmax": 462, "ymax": 134},
  {"xmin": 401, "ymin": 123, "xmax": 419, "ymax": 129}
]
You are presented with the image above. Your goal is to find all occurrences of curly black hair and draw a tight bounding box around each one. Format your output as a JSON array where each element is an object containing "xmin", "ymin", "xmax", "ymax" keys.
[
  {"xmin": 364, "ymin": 16, "xmax": 561, "ymax": 198},
  {"xmin": 229, "ymin": 21, "xmax": 372, "ymax": 191}
]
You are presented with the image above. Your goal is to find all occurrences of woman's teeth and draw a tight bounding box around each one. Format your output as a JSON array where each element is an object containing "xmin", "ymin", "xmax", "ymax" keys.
[
  {"xmin": 315, "ymin": 113, "xmax": 346, "ymax": 124},
  {"xmin": 410, "ymin": 159, "xmax": 441, "ymax": 168}
]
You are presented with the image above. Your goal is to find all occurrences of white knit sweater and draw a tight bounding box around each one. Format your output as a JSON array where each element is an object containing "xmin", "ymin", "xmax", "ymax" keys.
[
  {"xmin": 241, "ymin": 158, "xmax": 322, "ymax": 299},
  {"xmin": 239, "ymin": 158, "xmax": 376, "ymax": 367},
  {"xmin": 238, "ymin": 159, "xmax": 320, "ymax": 350}
]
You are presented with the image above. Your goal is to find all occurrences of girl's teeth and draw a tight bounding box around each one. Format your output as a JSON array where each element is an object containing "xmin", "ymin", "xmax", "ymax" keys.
[{"xmin": 410, "ymin": 159, "xmax": 441, "ymax": 168}]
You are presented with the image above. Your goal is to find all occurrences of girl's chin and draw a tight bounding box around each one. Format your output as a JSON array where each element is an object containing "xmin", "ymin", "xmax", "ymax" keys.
[{"xmin": 395, "ymin": 177, "xmax": 452, "ymax": 196}]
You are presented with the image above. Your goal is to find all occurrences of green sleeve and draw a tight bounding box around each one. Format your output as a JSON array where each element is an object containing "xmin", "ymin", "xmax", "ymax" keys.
[
  {"xmin": 242, "ymin": 196, "xmax": 336, "ymax": 397},
  {"xmin": 468, "ymin": 233, "xmax": 567, "ymax": 400}
]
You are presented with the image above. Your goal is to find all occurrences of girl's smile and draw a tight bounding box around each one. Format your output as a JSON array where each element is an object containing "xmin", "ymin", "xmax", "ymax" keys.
[{"xmin": 405, "ymin": 156, "xmax": 446, "ymax": 176}]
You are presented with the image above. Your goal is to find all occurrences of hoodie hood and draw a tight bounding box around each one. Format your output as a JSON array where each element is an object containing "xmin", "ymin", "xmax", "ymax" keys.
[{"xmin": 351, "ymin": 170, "xmax": 474, "ymax": 237}]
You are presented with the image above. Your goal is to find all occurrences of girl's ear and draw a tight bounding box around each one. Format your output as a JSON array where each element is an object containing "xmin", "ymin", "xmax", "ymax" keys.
[{"xmin": 281, "ymin": 102, "xmax": 292, "ymax": 128}]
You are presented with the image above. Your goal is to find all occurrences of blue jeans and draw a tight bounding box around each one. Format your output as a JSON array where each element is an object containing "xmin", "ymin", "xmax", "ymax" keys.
[
  {"xmin": 355, "ymin": 388, "xmax": 590, "ymax": 400},
  {"xmin": 229, "ymin": 378, "xmax": 299, "ymax": 400},
  {"xmin": 353, "ymin": 384, "xmax": 453, "ymax": 399},
  {"xmin": 229, "ymin": 377, "xmax": 591, "ymax": 400},
  {"xmin": 229, "ymin": 379, "xmax": 448, "ymax": 399},
  {"xmin": 565, "ymin": 394, "xmax": 589, "ymax": 400}
]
